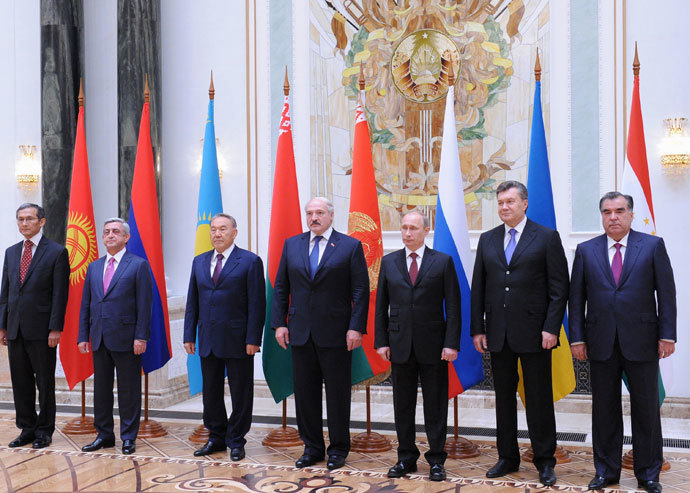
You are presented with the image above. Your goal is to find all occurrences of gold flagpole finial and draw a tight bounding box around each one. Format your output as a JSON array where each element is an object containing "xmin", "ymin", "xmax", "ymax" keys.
[
  {"xmin": 209, "ymin": 71, "xmax": 215, "ymax": 100},
  {"xmin": 633, "ymin": 42, "xmax": 640, "ymax": 76},
  {"xmin": 283, "ymin": 66, "xmax": 290, "ymax": 96},
  {"xmin": 78, "ymin": 78, "xmax": 84, "ymax": 107},
  {"xmin": 535, "ymin": 49, "xmax": 542, "ymax": 81},
  {"xmin": 144, "ymin": 73, "xmax": 150, "ymax": 103},
  {"xmin": 358, "ymin": 63, "xmax": 365, "ymax": 91}
]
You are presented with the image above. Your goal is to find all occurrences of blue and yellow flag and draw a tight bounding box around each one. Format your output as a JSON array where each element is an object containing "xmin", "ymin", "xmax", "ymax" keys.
[
  {"xmin": 187, "ymin": 95, "xmax": 223, "ymax": 395},
  {"xmin": 522, "ymin": 71, "xmax": 576, "ymax": 403}
]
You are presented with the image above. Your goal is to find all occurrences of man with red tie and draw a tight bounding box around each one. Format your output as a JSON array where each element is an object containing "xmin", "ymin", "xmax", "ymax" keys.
[
  {"xmin": 570, "ymin": 192, "xmax": 676, "ymax": 493},
  {"xmin": 0, "ymin": 203, "xmax": 70, "ymax": 450}
]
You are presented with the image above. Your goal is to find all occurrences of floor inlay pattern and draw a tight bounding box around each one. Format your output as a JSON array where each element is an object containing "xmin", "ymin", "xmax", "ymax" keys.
[{"xmin": 0, "ymin": 415, "xmax": 688, "ymax": 492}]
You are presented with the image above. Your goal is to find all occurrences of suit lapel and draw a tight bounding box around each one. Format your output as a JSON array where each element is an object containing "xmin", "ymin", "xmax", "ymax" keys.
[
  {"xmin": 21, "ymin": 237, "xmax": 48, "ymax": 286},
  {"xmin": 90, "ymin": 257, "xmax": 106, "ymax": 298},
  {"xmin": 595, "ymin": 234, "xmax": 616, "ymax": 287},
  {"xmin": 216, "ymin": 246, "xmax": 241, "ymax": 285},
  {"xmin": 414, "ymin": 246, "xmax": 435, "ymax": 286},
  {"xmin": 9, "ymin": 242, "xmax": 22, "ymax": 290},
  {"xmin": 314, "ymin": 231, "xmax": 339, "ymax": 279},
  {"xmin": 394, "ymin": 248, "xmax": 412, "ymax": 286},
  {"xmin": 617, "ymin": 230, "xmax": 642, "ymax": 287},
  {"xmin": 508, "ymin": 220, "xmax": 536, "ymax": 266},
  {"xmin": 104, "ymin": 251, "xmax": 133, "ymax": 297},
  {"xmin": 203, "ymin": 251, "xmax": 214, "ymax": 285},
  {"xmin": 491, "ymin": 226, "xmax": 509, "ymax": 268}
]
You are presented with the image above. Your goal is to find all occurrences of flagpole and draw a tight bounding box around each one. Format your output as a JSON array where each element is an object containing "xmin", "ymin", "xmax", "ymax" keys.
[
  {"xmin": 348, "ymin": 63, "xmax": 391, "ymax": 454},
  {"xmin": 62, "ymin": 79, "xmax": 96, "ymax": 436},
  {"xmin": 134, "ymin": 74, "xmax": 167, "ymax": 439}
]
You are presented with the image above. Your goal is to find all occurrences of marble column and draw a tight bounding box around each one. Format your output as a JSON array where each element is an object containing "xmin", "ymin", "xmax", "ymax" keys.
[
  {"xmin": 40, "ymin": 0, "xmax": 84, "ymax": 244},
  {"xmin": 117, "ymin": 0, "xmax": 161, "ymax": 218}
]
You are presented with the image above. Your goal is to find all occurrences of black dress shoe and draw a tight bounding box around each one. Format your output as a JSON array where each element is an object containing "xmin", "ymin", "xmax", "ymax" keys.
[
  {"xmin": 588, "ymin": 475, "xmax": 619, "ymax": 490},
  {"xmin": 295, "ymin": 454, "xmax": 323, "ymax": 468},
  {"xmin": 429, "ymin": 464, "xmax": 446, "ymax": 482},
  {"xmin": 387, "ymin": 460, "xmax": 418, "ymax": 478},
  {"xmin": 538, "ymin": 465, "xmax": 557, "ymax": 486},
  {"xmin": 486, "ymin": 459, "xmax": 520, "ymax": 478},
  {"xmin": 122, "ymin": 439, "xmax": 136, "ymax": 455},
  {"xmin": 230, "ymin": 447, "xmax": 245, "ymax": 461},
  {"xmin": 32, "ymin": 436, "xmax": 52, "ymax": 449},
  {"xmin": 8, "ymin": 434, "xmax": 34, "ymax": 448},
  {"xmin": 82, "ymin": 437, "xmax": 115, "ymax": 452},
  {"xmin": 193, "ymin": 441, "xmax": 227, "ymax": 457},
  {"xmin": 638, "ymin": 480, "xmax": 662, "ymax": 493},
  {"xmin": 327, "ymin": 455, "xmax": 346, "ymax": 470}
]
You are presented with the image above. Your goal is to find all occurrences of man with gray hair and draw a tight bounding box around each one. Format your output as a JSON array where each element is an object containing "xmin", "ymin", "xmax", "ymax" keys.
[{"xmin": 78, "ymin": 218, "xmax": 152, "ymax": 455}]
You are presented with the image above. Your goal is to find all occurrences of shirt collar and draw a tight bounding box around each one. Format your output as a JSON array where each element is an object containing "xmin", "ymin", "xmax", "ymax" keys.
[
  {"xmin": 26, "ymin": 232, "xmax": 42, "ymax": 246},
  {"xmin": 106, "ymin": 247, "xmax": 127, "ymax": 264},
  {"xmin": 310, "ymin": 226, "xmax": 333, "ymax": 243},
  {"xmin": 405, "ymin": 244, "xmax": 426, "ymax": 259},
  {"xmin": 607, "ymin": 233, "xmax": 629, "ymax": 249},
  {"xmin": 214, "ymin": 243, "xmax": 235, "ymax": 258},
  {"xmin": 504, "ymin": 215, "xmax": 527, "ymax": 236}
]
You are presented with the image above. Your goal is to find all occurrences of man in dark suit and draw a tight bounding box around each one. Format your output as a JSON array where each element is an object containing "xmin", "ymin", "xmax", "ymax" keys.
[
  {"xmin": 374, "ymin": 210, "xmax": 460, "ymax": 482},
  {"xmin": 78, "ymin": 218, "xmax": 152, "ymax": 455},
  {"xmin": 184, "ymin": 213, "xmax": 265, "ymax": 460},
  {"xmin": 471, "ymin": 180, "xmax": 569, "ymax": 487},
  {"xmin": 569, "ymin": 192, "xmax": 676, "ymax": 493},
  {"xmin": 0, "ymin": 203, "xmax": 69, "ymax": 449},
  {"xmin": 272, "ymin": 197, "xmax": 369, "ymax": 470}
]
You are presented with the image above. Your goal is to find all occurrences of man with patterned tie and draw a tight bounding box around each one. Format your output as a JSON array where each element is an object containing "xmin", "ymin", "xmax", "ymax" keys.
[
  {"xmin": 570, "ymin": 192, "xmax": 676, "ymax": 493},
  {"xmin": 471, "ymin": 181, "xmax": 569, "ymax": 487},
  {"xmin": 183, "ymin": 213, "xmax": 265, "ymax": 460},
  {"xmin": 272, "ymin": 197, "xmax": 369, "ymax": 471},
  {"xmin": 0, "ymin": 203, "xmax": 69, "ymax": 450},
  {"xmin": 374, "ymin": 210, "xmax": 461, "ymax": 482},
  {"xmin": 78, "ymin": 218, "xmax": 152, "ymax": 455}
]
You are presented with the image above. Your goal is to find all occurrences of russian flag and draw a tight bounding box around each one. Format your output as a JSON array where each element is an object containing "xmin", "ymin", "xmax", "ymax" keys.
[
  {"xmin": 433, "ymin": 83, "xmax": 484, "ymax": 398},
  {"xmin": 127, "ymin": 82, "xmax": 172, "ymax": 374}
]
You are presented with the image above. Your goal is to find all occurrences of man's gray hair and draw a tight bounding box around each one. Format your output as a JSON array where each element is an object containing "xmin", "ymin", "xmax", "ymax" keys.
[
  {"xmin": 599, "ymin": 192, "xmax": 633, "ymax": 212},
  {"xmin": 305, "ymin": 196, "xmax": 334, "ymax": 213},
  {"xmin": 103, "ymin": 217, "xmax": 130, "ymax": 235},
  {"xmin": 496, "ymin": 180, "xmax": 528, "ymax": 200},
  {"xmin": 211, "ymin": 213, "xmax": 237, "ymax": 228},
  {"xmin": 16, "ymin": 203, "xmax": 45, "ymax": 220},
  {"xmin": 402, "ymin": 209, "xmax": 430, "ymax": 228}
]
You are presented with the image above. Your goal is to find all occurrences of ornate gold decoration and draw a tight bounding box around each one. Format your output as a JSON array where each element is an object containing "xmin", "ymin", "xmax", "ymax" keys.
[
  {"xmin": 66, "ymin": 211, "xmax": 98, "ymax": 286},
  {"xmin": 348, "ymin": 211, "xmax": 382, "ymax": 292},
  {"xmin": 391, "ymin": 29, "xmax": 459, "ymax": 103}
]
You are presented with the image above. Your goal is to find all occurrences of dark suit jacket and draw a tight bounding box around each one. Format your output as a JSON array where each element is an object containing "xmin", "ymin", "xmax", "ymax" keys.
[
  {"xmin": 271, "ymin": 230, "xmax": 369, "ymax": 348},
  {"xmin": 183, "ymin": 246, "xmax": 266, "ymax": 359},
  {"xmin": 78, "ymin": 250, "xmax": 152, "ymax": 352},
  {"xmin": 0, "ymin": 236, "xmax": 70, "ymax": 340},
  {"xmin": 569, "ymin": 229, "xmax": 676, "ymax": 362},
  {"xmin": 470, "ymin": 219, "xmax": 569, "ymax": 353},
  {"xmin": 374, "ymin": 247, "xmax": 461, "ymax": 365}
]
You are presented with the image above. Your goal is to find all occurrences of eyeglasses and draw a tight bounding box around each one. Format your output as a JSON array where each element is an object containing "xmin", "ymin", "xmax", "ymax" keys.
[{"xmin": 16, "ymin": 217, "xmax": 39, "ymax": 224}]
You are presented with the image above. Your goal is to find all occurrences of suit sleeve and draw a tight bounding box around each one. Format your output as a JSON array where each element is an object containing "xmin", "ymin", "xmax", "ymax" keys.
[
  {"xmin": 443, "ymin": 256, "xmax": 461, "ymax": 350},
  {"xmin": 654, "ymin": 238, "xmax": 677, "ymax": 342},
  {"xmin": 470, "ymin": 235, "xmax": 486, "ymax": 336},
  {"xmin": 348, "ymin": 240, "xmax": 370, "ymax": 334},
  {"xmin": 543, "ymin": 230, "xmax": 569, "ymax": 335},
  {"xmin": 374, "ymin": 259, "xmax": 389, "ymax": 348},
  {"xmin": 48, "ymin": 247, "xmax": 70, "ymax": 333},
  {"xmin": 134, "ymin": 260, "xmax": 153, "ymax": 342},
  {"xmin": 183, "ymin": 259, "xmax": 199, "ymax": 344},
  {"xmin": 568, "ymin": 244, "xmax": 586, "ymax": 344},
  {"xmin": 270, "ymin": 241, "xmax": 290, "ymax": 328},
  {"xmin": 0, "ymin": 251, "xmax": 9, "ymax": 329},
  {"xmin": 77, "ymin": 265, "xmax": 92, "ymax": 343},
  {"xmin": 245, "ymin": 254, "xmax": 266, "ymax": 346}
]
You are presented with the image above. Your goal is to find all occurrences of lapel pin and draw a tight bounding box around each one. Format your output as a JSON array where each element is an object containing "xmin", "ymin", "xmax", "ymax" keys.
[{"xmin": 331, "ymin": 242, "xmax": 335, "ymax": 247}]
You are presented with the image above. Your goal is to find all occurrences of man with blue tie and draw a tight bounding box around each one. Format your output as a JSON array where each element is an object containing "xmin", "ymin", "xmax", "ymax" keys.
[
  {"xmin": 471, "ymin": 181, "xmax": 569, "ymax": 487},
  {"xmin": 78, "ymin": 218, "xmax": 152, "ymax": 455},
  {"xmin": 183, "ymin": 213, "xmax": 265, "ymax": 460},
  {"xmin": 570, "ymin": 192, "xmax": 676, "ymax": 493},
  {"xmin": 272, "ymin": 197, "xmax": 369, "ymax": 470}
]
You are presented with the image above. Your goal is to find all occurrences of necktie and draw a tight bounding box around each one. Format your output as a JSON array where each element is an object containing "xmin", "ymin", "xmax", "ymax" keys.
[
  {"xmin": 212, "ymin": 253, "xmax": 223, "ymax": 284},
  {"xmin": 103, "ymin": 257, "xmax": 115, "ymax": 292},
  {"xmin": 309, "ymin": 235, "xmax": 323, "ymax": 279},
  {"xmin": 19, "ymin": 239, "xmax": 33, "ymax": 283},
  {"xmin": 505, "ymin": 228, "xmax": 517, "ymax": 264},
  {"xmin": 611, "ymin": 243, "xmax": 622, "ymax": 285},
  {"xmin": 409, "ymin": 252, "xmax": 419, "ymax": 284}
]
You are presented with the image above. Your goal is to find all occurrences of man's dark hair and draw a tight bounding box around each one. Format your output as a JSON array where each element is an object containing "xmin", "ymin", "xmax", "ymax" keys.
[
  {"xmin": 598, "ymin": 192, "xmax": 633, "ymax": 212},
  {"xmin": 496, "ymin": 180, "xmax": 528, "ymax": 200},
  {"xmin": 16, "ymin": 203, "xmax": 45, "ymax": 220}
]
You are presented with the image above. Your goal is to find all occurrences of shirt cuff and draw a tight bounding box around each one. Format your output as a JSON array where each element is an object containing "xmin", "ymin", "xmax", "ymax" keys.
[
  {"xmin": 570, "ymin": 341, "xmax": 585, "ymax": 346},
  {"xmin": 660, "ymin": 339, "xmax": 675, "ymax": 343}
]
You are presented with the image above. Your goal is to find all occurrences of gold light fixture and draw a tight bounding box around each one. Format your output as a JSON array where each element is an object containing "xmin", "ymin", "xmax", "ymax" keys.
[
  {"xmin": 16, "ymin": 145, "xmax": 41, "ymax": 188},
  {"xmin": 660, "ymin": 118, "xmax": 690, "ymax": 174}
]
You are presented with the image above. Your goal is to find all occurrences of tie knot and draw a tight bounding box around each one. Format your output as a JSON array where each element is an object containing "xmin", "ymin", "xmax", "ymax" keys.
[
  {"xmin": 108, "ymin": 257, "xmax": 116, "ymax": 265},
  {"xmin": 313, "ymin": 235, "xmax": 323, "ymax": 243},
  {"xmin": 24, "ymin": 239, "xmax": 33, "ymax": 248},
  {"xmin": 614, "ymin": 243, "xmax": 622, "ymax": 252},
  {"xmin": 216, "ymin": 253, "xmax": 224, "ymax": 261},
  {"xmin": 509, "ymin": 228, "xmax": 517, "ymax": 238},
  {"xmin": 410, "ymin": 252, "xmax": 418, "ymax": 260}
]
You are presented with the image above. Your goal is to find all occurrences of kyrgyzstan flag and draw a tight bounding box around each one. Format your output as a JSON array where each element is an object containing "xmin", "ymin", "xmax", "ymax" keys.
[{"xmin": 61, "ymin": 82, "xmax": 98, "ymax": 389}]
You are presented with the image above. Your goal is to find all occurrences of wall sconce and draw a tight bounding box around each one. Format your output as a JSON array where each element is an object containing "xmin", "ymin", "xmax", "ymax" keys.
[
  {"xmin": 16, "ymin": 145, "xmax": 41, "ymax": 189},
  {"xmin": 196, "ymin": 138, "xmax": 225, "ymax": 180},
  {"xmin": 660, "ymin": 118, "xmax": 690, "ymax": 174}
]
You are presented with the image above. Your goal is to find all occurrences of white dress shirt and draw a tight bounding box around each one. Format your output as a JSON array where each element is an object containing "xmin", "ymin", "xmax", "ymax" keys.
[
  {"xmin": 503, "ymin": 215, "xmax": 527, "ymax": 249},
  {"xmin": 24, "ymin": 231, "xmax": 42, "ymax": 257},
  {"xmin": 210, "ymin": 243, "xmax": 235, "ymax": 276},
  {"xmin": 405, "ymin": 245, "xmax": 426, "ymax": 271},
  {"xmin": 606, "ymin": 233, "xmax": 629, "ymax": 265},
  {"xmin": 309, "ymin": 227, "xmax": 333, "ymax": 265},
  {"xmin": 103, "ymin": 247, "xmax": 127, "ymax": 276}
]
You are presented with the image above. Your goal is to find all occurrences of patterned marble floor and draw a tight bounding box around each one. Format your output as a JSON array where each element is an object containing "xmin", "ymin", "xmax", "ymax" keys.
[{"xmin": 0, "ymin": 414, "xmax": 689, "ymax": 492}]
